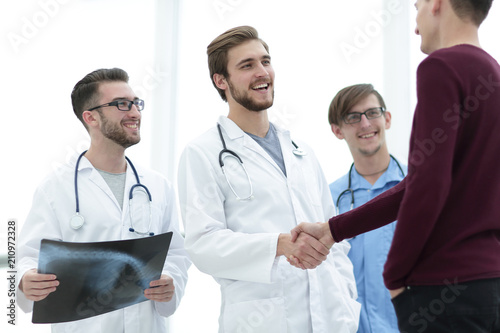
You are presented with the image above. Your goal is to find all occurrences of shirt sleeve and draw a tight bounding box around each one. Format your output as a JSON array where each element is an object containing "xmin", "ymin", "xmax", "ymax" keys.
[{"xmin": 383, "ymin": 57, "xmax": 460, "ymax": 289}]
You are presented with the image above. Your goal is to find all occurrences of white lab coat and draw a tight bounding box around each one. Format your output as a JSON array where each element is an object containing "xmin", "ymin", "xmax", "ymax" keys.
[
  {"xmin": 17, "ymin": 156, "xmax": 191, "ymax": 333},
  {"xmin": 178, "ymin": 116, "xmax": 360, "ymax": 333}
]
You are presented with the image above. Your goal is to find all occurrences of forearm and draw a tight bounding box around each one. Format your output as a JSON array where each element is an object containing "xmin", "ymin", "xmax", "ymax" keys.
[{"xmin": 329, "ymin": 178, "xmax": 406, "ymax": 242}]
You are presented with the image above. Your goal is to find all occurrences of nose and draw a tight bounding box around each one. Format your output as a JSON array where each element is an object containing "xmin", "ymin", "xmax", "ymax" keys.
[
  {"xmin": 359, "ymin": 113, "xmax": 371, "ymax": 127},
  {"xmin": 128, "ymin": 104, "xmax": 141, "ymax": 119},
  {"xmin": 255, "ymin": 63, "xmax": 270, "ymax": 77}
]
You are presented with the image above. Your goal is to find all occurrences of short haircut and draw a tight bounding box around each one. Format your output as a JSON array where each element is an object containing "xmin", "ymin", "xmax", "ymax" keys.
[
  {"xmin": 328, "ymin": 83, "xmax": 386, "ymax": 126},
  {"xmin": 207, "ymin": 25, "xmax": 269, "ymax": 101},
  {"xmin": 71, "ymin": 68, "xmax": 129, "ymax": 128},
  {"xmin": 449, "ymin": 0, "xmax": 493, "ymax": 26}
]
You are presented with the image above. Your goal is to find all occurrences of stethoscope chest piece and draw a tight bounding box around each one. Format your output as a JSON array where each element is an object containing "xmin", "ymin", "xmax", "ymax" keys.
[
  {"xmin": 70, "ymin": 214, "xmax": 85, "ymax": 230},
  {"xmin": 292, "ymin": 141, "xmax": 307, "ymax": 156},
  {"xmin": 293, "ymin": 147, "xmax": 307, "ymax": 156}
]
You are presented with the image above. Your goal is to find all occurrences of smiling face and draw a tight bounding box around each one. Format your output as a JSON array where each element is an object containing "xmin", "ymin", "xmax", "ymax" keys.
[
  {"xmin": 216, "ymin": 39, "xmax": 275, "ymax": 112},
  {"xmin": 92, "ymin": 81, "xmax": 141, "ymax": 148},
  {"xmin": 332, "ymin": 93, "xmax": 391, "ymax": 158}
]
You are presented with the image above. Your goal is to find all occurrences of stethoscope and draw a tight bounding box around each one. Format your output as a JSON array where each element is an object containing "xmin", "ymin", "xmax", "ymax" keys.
[
  {"xmin": 217, "ymin": 123, "xmax": 306, "ymax": 201},
  {"xmin": 335, "ymin": 154, "xmax": 405, "ymax": 215},
  {"xmin": 70, "ymin": 150, "xmax": 154, "ymax": 236}
]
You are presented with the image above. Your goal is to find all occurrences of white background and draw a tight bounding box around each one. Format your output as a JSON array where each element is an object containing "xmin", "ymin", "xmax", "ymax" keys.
[{"xmin": 1, "ymin": 0, "xmax": 500, "ymax": 332}]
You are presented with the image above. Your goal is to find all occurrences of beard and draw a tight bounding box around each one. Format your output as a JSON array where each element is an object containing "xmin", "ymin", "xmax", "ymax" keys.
[
  {"xmin": 358, "ymin": 140, "xmax": 383, "ymax": 157},
  {"xmin": 228, "ymin": 80, "xmax": 274, "ymax": 112},
  {"xmin": 98, "ymin": 111, "xmax": 140, "ymax": 148}
]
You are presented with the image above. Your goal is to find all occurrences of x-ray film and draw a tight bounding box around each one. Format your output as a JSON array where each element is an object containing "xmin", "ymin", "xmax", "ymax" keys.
[{"xmin": 32, "ymin": 232, "xmax": 173, "ymax": 324}]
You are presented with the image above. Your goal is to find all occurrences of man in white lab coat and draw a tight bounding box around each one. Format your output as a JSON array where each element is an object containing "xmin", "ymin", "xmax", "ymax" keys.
[
  {"xmin": 17, "ymin": 68, "xmax": 190, "ymax": 333},
  {"xmin": 178, "ymin": 26, "xmax": 360, "ymax": 333}
]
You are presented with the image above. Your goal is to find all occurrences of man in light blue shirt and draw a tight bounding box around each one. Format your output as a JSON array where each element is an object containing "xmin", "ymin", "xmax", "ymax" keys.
[{"xmin": 328, "ymin": 84, "xmax": 406, "ymax": 333}]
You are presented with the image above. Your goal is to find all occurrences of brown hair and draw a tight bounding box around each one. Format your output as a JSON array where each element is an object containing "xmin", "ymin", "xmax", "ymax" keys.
[
  {"xmin": 207, "ymin": 26, "xmax": 269, "ymax": 101},
  {"xmin": 449, "ymin": 0, "xmax": 493, "ymax": 26},
  {"xmin": 71, "ymin": 68, "xmax": 129, "ymax": 128},
  {"xmin": 328, "ymin": 84, "xmax": 386, "ymax": 126}
]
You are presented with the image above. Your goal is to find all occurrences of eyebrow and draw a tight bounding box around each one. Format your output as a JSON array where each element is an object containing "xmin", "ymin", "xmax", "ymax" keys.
[
  {"xmin": 235, "ymin": 54, "xmax": 271, "ymax": 67},
  {"xmin": 111, "ymin": 96, "xmax": 139, "ymax": 101}
]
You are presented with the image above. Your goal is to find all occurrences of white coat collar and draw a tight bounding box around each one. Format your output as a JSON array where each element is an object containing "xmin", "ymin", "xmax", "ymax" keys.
[
  {"xmin": 75, "ymin": 154, "xmax": 144, "ymax": 179},
  {"xmin": 216, "ymin": 115, "xmax": 290, "ymax": 140}
]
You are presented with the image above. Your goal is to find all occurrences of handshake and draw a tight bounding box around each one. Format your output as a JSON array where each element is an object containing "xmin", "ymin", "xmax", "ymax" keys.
[{"xmin": 282, "ymin": 222, "xmax": 335, "ymax": 270}]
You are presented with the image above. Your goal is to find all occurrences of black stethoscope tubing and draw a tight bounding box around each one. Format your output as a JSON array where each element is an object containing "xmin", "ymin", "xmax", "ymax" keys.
[
  {"xmin": 216, "ymin": 123, "xmax": 306, "ymax": 200},
  {"xmin": 216, "ymin": 123, "xmax": 306, "ymax": 168},
  {"xmin": 335, "ymin": 154, "xmax": 405, "ymax": 214},
  {"xmin": 72, "ymin": 150, "xmax": 153, "ymax": 235}
]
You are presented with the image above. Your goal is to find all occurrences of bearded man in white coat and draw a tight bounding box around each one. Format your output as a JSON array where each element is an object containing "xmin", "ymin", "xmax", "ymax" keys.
[
  {"xmin": 177, "ymin": 26, "xmax": 360, "ymax": 333},
  {"xmin": 17, "ymin": 68, "xmax": 191, "ymax": 333}
]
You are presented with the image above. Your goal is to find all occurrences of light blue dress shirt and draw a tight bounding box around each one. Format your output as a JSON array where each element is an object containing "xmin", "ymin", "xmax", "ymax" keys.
[{"xmin": 329, "ymin": 157, "xmax": 407, "ymax": 333}]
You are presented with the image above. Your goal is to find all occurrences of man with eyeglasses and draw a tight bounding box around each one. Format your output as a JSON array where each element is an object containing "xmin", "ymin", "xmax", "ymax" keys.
[
  {"xmin": 328, "ymin": 84, "xmax": 406, "ymax": 333},
  {"xmin": 17, "ymin": 68, "xmax": 190, "ymax": 332}
]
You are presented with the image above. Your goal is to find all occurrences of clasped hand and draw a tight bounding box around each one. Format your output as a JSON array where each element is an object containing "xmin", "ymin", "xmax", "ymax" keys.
[{"xmin": 287, "ymin": 222, "xmax": 335, "ymax": 269}]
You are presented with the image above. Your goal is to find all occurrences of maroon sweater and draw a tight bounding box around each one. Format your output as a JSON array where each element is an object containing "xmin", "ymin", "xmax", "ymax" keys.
[{"xmin": 329, "ymin": 44, "xmax": 500, "ymax": 290}]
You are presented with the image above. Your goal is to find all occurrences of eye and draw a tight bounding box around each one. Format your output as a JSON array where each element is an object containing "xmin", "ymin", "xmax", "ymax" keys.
[
  {"xmin": 346, "ymin": 113, "xmax": 360, "ymax": 122},
  {"xmin": 117, "ymin": 100, "xmax": 130, "ymax": 108}
]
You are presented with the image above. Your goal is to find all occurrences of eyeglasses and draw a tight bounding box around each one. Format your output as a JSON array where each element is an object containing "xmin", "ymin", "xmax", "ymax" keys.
[
  {"xmin": 343, "ymin": 107, "xmax": 385, "ymax": 124},
  {"xmin": 88, "ymin": 99, "xmax": 145, "ymax": 112}
]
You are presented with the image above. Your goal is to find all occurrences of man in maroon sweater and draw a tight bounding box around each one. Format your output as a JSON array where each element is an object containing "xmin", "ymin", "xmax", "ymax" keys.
[{"xmin": 291, "ymin": 0, "xmax": 500, "ymax": 332}]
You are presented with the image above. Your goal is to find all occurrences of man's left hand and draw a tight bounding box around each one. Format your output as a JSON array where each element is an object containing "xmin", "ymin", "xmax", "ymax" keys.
[
  {"xmin": 144, "ymin": 274, "xmax": 175, "ymax": 302},
  {"xmin": 389, "ymin": 287, "xmax": 405, "ymax": 299}
]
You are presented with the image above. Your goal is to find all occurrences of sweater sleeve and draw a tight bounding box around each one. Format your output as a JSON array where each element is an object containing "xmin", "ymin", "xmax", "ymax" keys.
[
  {"xmin": 382, "ymin": 56, "xmax": 461, "ymax": 289},
  {"xmin": 328, "ymin": 178, "xmax": 405, "ymax": 242}
]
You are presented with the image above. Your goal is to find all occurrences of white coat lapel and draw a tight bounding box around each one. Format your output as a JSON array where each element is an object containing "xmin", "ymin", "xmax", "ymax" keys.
[{"xmin": 218, "ymin": 116, "xmax": 286, "ymax": 177}]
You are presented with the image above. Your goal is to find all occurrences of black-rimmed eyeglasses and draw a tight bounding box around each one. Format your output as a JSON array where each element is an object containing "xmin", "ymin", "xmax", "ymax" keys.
[
  {"xmin": 88, "ymin": 99, "xmax": 145, "ymax": 112},
  {"xmin": 343, "ymin": 107, "xmax": 385, "ymax": 124}
]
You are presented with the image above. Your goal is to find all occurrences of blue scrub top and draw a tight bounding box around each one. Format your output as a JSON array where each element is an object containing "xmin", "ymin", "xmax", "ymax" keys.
[{"xmin": 330, "ymin": 157, "xmax": 406, "ymax": 333}]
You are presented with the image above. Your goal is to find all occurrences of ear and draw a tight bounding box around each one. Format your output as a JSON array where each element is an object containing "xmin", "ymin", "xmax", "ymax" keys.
[
  {"xmin": 82, "ymin": 110, "xmax": 99, "ymax": 128},
  {"xmin": 384, "ymin": 110, "xmax": 392, "ymax": 130},
  {"xmin": 331, "ymin": 123, "xmax": 345, "ymax": 140},
  {"xmin": 213, "ymin": 73, "xmax": 228, "ymax": 91},
  {"xmin": 431, "ymin": 0, "xmax": 442, "ymax": 15}
]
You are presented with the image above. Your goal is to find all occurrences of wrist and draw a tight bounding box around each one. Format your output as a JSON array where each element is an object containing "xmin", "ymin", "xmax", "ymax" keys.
[
  {"xmin": 276, "ymin": 233, "xmax": 290, "ymax": 257},
  {"xmin": 322, "ymin": 222, "xmax": 335, "ymax": 248}
]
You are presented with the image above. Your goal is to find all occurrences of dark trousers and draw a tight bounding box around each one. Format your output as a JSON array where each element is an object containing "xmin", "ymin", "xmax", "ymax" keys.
[{"xmin": 391, "ymin": 277, "xmax": 500, "ymax": 333}]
